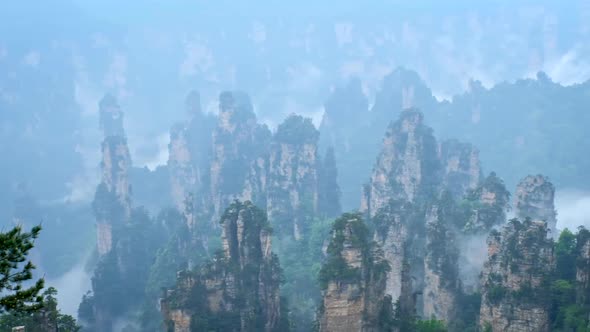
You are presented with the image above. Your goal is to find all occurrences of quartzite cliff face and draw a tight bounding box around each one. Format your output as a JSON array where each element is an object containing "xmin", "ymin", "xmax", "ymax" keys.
[
  {"xmin": 161, "ymin": 201, "xmax": 284, "ymax": 332},
  {"xmin": 266, "ymin": 115, "xmax": 320, "ymax": 239},
  {"xmin": 422, "ymin": 199, "xmax": 461, "ymax": 322},
  {"xmin": 94, "ymin": 94, "xmax": 132, "ymax": 256},
  {"xmin": 318, "ymin": 213, "xmax": 391, "ymax": 332},
  {"xmin": 210, "ymin": 92, "xmax": 271, "ymax": 221},
  {"xmin": 479, "ymin": 218, "xmax": 554, "ymax": 332},
  {"xmin": 514, "ymin": 175, "xmax": 557, "ymax": 237},
  {"xmin": 168, "ymin": 91, "xmax": 216, "ymax": 221},
  {"xmin": 168, "ymin": 124, "xmax": 197, "ymax": 227},
  {"xmin": 361, "ymin": 108, "xmax": 440, "ymax": 216},
  {"xmin": 319, "ymin": 78, "xmax": 370, "ymax": 210},
  {"xmin": 370, "ymin": 200, "xmax": 418, "ymax": 307},
  {"xmin": 462, "ymin": 172, "xmax": 511, "ymax": 234},
  {"xmin": 439, "ymin": 139, "xmax": 482, "ymax": 199}
]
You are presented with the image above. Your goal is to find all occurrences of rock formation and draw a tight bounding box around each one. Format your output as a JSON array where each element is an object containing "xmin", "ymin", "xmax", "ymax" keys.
[
  {"xmin": 183, "ymin": 90, "xmax": 216, "ymax": 205},
  {"xmin": 318, "ymin": 146, "xmax": 342, "ymax": 219},
  {"xmin": 370, "ymin": 200, "xmax": 420, "ymax": 306},
  {"xmin": 361, "ymin": 108, "xmax": 440, "ymax": 217},
  {"xmin": 266, "ymin": 114, "xmax": 319, "ymax": 239},
  {"xmin": 318, "ymin": 213, "xmax": 392, "ymax": 332},
  {"xmin": 210, "ymin": 91, "xmax": 271, "ymax": 220},
  {"xmin": 422, "ymin": 199, "xmax": 461, "ymax": 322},
  {"xmin": 514, "ymin": 175, "xmax": 557, "ymax": 237},
  {"xmin": 94, "ymin": 94, "xmax": 132, "ymax": 256},
  {"xmin": 463, "ymin": 172, "xmax": 511, "ymax": 234},
  {"xmin": 161, "ymin": 201, "xmax": 284, "ymax": 332},
  {"xmin": 320, "ymin": 78, "xmax": 369, "ymax": 153},
  {"xmin": 479, "ymin": 218, "xmax": 554, "ymax": 332},
  {"xmin": 576, "ymin": 228, "xmax": 590, "ymax": 305},
  {"xmin": 438, "ymin": 139, "xmax": 482, "ymax": 198},
  {"xmin": 371, "ymin": 68, "xmax": 438, "ymax": 125},
  {"xmin": 168, "ymin": 124, "xmax": 197, "ymax": 227},
  {"xmin": 319, "ymin": 78, "xmax": 371, "ymax": 210},
  {"xmin": 167, "ymin": 91, "xmax": 216, "ymax": 223}
]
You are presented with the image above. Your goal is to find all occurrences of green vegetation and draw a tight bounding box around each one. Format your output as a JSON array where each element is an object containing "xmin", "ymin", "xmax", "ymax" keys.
[
  {"xmin": 0, "ymin": 287, "xmax": 80, "ymax": 332},
  {"xmin": 461, "ymin": 172, "xmax": 510, "ymax": 233},
  {"xmin": 274, "ymin": 114, "xmax": 319, "ymax": 145},
  {"xmin": 392, "ymin": 299, "xmax": 448, "ymax": 332},
  {"xmin": 275, "ymin": 217, "xmax": 332, "ymax": 331},
  {"xmin": 0, "ymin": 225, "xmax": 80, "ymax": 331},
  {"xmin": 318, "ymin": 213, "xmax": 368, "ymax": 290},
  {"xmin": 555, "ymin": 228, "xmax": 577, "ymax": 280},
  {"xmin": 79, "ymin": 207, "xmax": 168, "ymax": 331},
  {"xmin": 426, "ymin": 192, "xmax": 460, "ymax": 285},
  {"xmin": 549, "ymin": 227, "xmax": 590, "ymax": 331},
  {"xmin": 0, "ymin": 225, "xmax": 44, "ymax": 313},
  {"xmin": 163, "ymin": 201, "xmax": 288, "ymax": 332}
]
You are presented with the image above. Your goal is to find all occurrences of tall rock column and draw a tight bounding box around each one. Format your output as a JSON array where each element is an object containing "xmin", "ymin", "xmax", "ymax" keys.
[
  {"xmin": 318, "ymin": 213, "xmax": 392, "ymax": 332},
  {"xmin": 94, "ymin": 94, "xmax": 132, "ymax": 256},
  {"xmin": 422, "ymin": 198, "xmax": 461, "ymax": 322},
  {"xmin": 463, "ymin": 172, "xmax": 511, "ymax": 234},
  {"xmin": 168, "ymin": 124, "xmax": 197, "ymax": 228},
  {"xmin": 361, "ymin": 108, "xmax": 440, "ymax": 217},
  {"xmin": 479, "ymin": 218, "xmax": 554, "ymax": 332},
  {"xmin": 438, "ymin": 139, "xmax": 482, "ymax": 198},
  {"xmin": 267, "ymin": 115, "xmax": 320, "ymax": 239},
  {"xmin": 318, "ymin": 146, "xmax": 342, "ymax": 219},
  {"xmin": 514, "ymin": 175, "xmax": 557, "ymax": 237},
  {"xmin": 210, "ymin": 92, "xmax": 271, "ymax": 220},
  {"xmin": 319, "ymin": 78, "xmax": 370, "ymax": 211},
  {"xmin": 371, "ymin": 201, "xmax": 419, "ymax": 305},
  {"xmin": 161, "ymin": 201, "xmax": 284, "ymax": 332}
]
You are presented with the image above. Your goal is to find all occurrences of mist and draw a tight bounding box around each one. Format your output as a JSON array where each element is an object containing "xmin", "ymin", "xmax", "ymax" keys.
[
  {"xmin": 555, "ymin": 189, "xmax": 590, "ymax": 231},
  {"xmin": 46, "ymin": 258, "xmax": 92, "ymax": 317},
  {"xmin": 1, "ymin": 1, "xmax": 590, "ymax": 331}
]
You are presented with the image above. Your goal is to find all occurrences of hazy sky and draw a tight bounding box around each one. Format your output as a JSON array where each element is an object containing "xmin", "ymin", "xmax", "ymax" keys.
[{"xmin": 2, "ymin": 0, "xmax": 590, "ymax": 196}]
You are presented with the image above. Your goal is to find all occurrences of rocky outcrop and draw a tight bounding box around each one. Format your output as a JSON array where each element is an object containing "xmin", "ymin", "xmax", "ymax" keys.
[
  {"xmin": 167, "ymin": 91, "xmax": 216, "ymax": 223},
  {"xmin": 94, "ymin": 94, "xmax": 132, "ymax": 256},
  {"xmin": 423, "ymin": 200, "xmax": 461, "ymax": 322},
  {"xmin": 99, "ymin": 94, "xmax": 125, "ymax": 137},
  {"xmin": 168, "ymin": 124, "xmax": 197, "ymax": 227},
  {"xmin": 318, "ymin": 146, "xmax": 342, "ymax": 219},
  {"xmin": 161, "ymin": 201, "xmax": 284, "ymax": 332},
  {"xmin": 183, "ymin": 91, "xmax": 216, "ymax": 206},
  {"xmin": 210, "ymin": 92, "xmax": 271, "ymax": 220},
  {"xmin": 266, "ymin": 115, "xmax": 319, "ymax": 239},
  {"xmin": 439, "ymin": 139, "xmax": 482, "ymax": 198},
  {"xmin": 371, "ymin": 68, "xmax": 438, "ymax": 125},
  {"xmin": 371, "ymin": 200, "xmax": 419, "ymax": 305},
  {"xmin": 479, "ymin": 218, "xmax": 554, "ymax": 332},
  {"xmin": 514, "ymin": 175, "xmax": 557, "ymax": 237},
  {"xmin": 320, "ymin": 78, "xmax": 369, "ymax": 153},
  {"xmin": 576, "ymin": 228, "xmax": 590, "ymax": 305},
  {"xmin": 318, "ymin": 213, "xmax": 392, "ymax": 332},
  {"xmin": 319, "ymin": 78, "xmax": 371, "ymax": 210},
  {"xmin": 463, "ymin": 172, "xmax": 510, "ymax": 234},
  {"xmin": 361, "ymin": 108, "xmax": 440, "ymax": 217}
]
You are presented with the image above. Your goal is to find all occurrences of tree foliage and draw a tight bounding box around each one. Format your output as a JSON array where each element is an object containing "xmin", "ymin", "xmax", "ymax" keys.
[
  {"xmin": 549, "ymin": 227, "xmax": 590, "ymax": 331},
  {"xmin": 0, "ymin": 287, "xmax": 80, "ymax": 332},
  {"xmin": 0, "ymin": 225, "xmax": 45, "ymax": 314}
]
